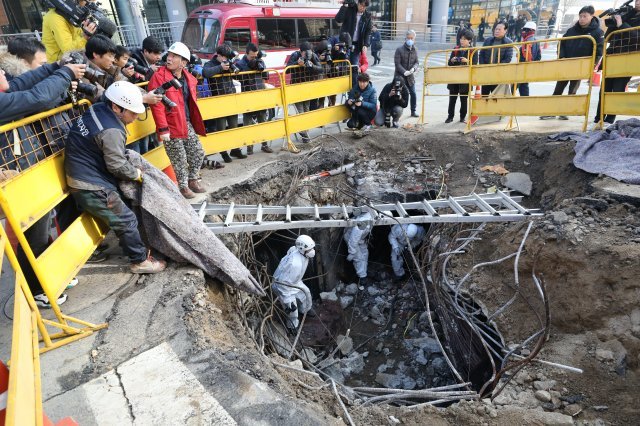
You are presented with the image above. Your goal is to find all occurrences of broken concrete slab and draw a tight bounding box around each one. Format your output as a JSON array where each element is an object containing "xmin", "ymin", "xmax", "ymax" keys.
[
  {"xmin": 591, "ymin": 177, "xmax": 640, "ymax": 206},
  {"xmin": 501, "ymin": 172, "xmax": 533, "ymax": 196}
]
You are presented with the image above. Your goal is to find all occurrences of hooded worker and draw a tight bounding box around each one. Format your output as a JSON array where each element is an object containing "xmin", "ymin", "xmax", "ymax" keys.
[
  {"xmin": 388, "ymin": 223, "xmax": 426, "ymax": 280},
  {"xmin": 343, "ymin": 211, "xmax": 372, "ymax": 284},
  {"xmin": 272, "ymin": 235, "xmax": 315, "ymax": 334}
]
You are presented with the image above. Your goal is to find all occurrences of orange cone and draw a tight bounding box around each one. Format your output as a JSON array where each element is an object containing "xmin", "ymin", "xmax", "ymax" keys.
[
  {"xmin": 162, "ymin": 165, "xmax": 178, "ymax": 184},
  {"xmin": 469, "ymin": 85, "xmax": 481, "ymax": 126}
]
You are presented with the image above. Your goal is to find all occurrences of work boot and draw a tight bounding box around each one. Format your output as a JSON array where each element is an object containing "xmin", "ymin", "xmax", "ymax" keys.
[
  {"xmin": 130, "ymin": 255, "xmax": 167, "ymax": 274},
  {"xmin": 410, "ymin": 111, "xmax": 419, "ymax": 118},
  {"xmin": 558, "ymin": 115, "xmax": 569, "ymax": 120},
  {"xmin": 188, "ymin": 179, "xmax": 206, "ymax": 193},
  {"xmin": 445, "ymin": 116, "xmax": 453, "ymax": 123},
  {"xmin": 230, "ymin": 148, "xmax": 247, "ymax": 159},
  {"xmin": 246, "ymin": 145, "xmax": 254, "ymax": 155},
  {"xmin": 180, "ymin": 187, "xmax": 196, "ymax": 199},
  {"xmin": 261, "ymin": 144, "xmax": 273, "ymax": 153},
  {"xmin": 220, "ymin": 151, "xmax": 233, "ymax": 163}
]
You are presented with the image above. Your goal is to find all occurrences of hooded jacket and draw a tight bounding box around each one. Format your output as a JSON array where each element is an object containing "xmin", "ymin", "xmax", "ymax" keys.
[
  {"xmin": 560, "ymin": 17, "xmax": 605, "ymax": 60},
  {"xmin": 347, "ymin": 81, "xmax": 377, "ymax": 113},
  {"xmin": 148, "ymin": 66, "xmax": 205, "ymax": 139},
  {"xmin": 335, "ymin": 5, "xmax": 373, "ymax": 52},
  {"xmin": 394, "ymin": 42, "xmax": 420, "ymax": 86}
]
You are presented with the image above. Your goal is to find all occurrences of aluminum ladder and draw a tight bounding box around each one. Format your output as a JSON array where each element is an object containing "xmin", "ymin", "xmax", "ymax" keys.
[{"xmin": 192, "ymin": 191, "xmax": 542, "ymax": 235}]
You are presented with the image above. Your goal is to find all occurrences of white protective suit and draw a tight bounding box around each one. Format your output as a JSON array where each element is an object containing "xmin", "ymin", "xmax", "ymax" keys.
[
  {"xmin": 343, "ymin": 212, "xmax": 373, "ymax": 278},
  {"xmin": 388, "ymin": 223, "xmax": 426, "ymax": 277},
  {"xmin": 272, "ymin": 246, "xmax": 313, "ymax": 329}
]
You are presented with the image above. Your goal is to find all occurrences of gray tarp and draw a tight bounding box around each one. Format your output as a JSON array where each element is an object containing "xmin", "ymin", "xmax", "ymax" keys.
[
  {"xmin": 549, "ymin": 118, "xmax": 640, "ymax": 185},
  {"xmin": 119, "ymin": 151, "xmax": 264, "ymax": 296}
]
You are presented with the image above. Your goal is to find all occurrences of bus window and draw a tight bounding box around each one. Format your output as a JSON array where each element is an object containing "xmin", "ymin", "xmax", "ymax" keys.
[
  {"xmin": 223, "ymin": 28, "xmax": 252, "ymax": 52},
  {"xmin": 297, "ymin": 18, "xmax": 332, "ymax": 45},
  {"xmin": 257, "ymin": 18, "xmax": 296, "ymax": 49},
  {"xmin": 183, "ymin": 18, "xmax": 220, "ymax": 53}
]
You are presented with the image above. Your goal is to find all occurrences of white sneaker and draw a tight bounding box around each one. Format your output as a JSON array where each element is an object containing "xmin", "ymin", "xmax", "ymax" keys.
[
  {"xmin": 362, "ymin": 125, "xmax": 372, "ymax": 132},
  {"xmin": 66, "ymin": 277, "xmax": 79, "ymax": 289},
  {"xmin": 34, "ymin": 293, "xmax": 68, "ymax": 309}
]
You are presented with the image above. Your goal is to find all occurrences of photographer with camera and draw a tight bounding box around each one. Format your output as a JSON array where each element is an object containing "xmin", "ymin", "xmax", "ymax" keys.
[
  {"xmin": 202, "ymin": 43, "xmax": 245, "ymax": 162},
  {"xmin": 130, "ymin": 36, "xmax": 164, "ymax": 82},
  {"xmin": 374, "ymin": 77, "xmax": 408, "ymax": 128},
  {"xmin": 42, "ymin": 0, "xmax": 99, "ymax": 63},
  {"xmin": 394, "ymin": 29, "xmax": 420, "ymax": 118},
  {"xmin": 286, "ymin": 41, "xmax": 324, "ymax": 143},
  {"xmin": 346, "ymin": 72, "xmax": 376, "ymax": 131},
  {"xmin": 114, "ymin": 45, "xmax": 142, "ymax": 83},
  {"xmin": 445, "ymin": 30, "xmax": 477, "ymax": 123},
  {"xmin": 148, "ymin": 42, "xmax": 207, "ymax": 199},
  {"xmin": 594, "ymin": 0, "xmax": 640, "ymax": 126},
  {"xmin": 236, "ymin": 42, "xmax": 273, "ymax": 155},
  {"xmin": 336, "ymin": 0, "xmax": 373, "ymax": 87},
  {"xmin": 541, "ymin": 6, "xmax": 604, "ymax": 120}
]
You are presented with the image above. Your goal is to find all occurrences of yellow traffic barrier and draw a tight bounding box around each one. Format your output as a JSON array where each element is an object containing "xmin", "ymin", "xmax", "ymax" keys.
[
  {"xmin": 598, "ymin": 26, "xmax": 640, "ymax": 127},
  {"xmin": 0, "ymin": 103, "xmax": 108, "ymax": 354},
  {"xmin": 468, "ymin": 36, "xmax": 596, "ymax": 132},
  {"xmin": 282, "ymin": 60, "xmax": 352, "ymax": 152},
  {"xmin": 2, "ymin": 222, "xmax": 44, "ymax": 426}
]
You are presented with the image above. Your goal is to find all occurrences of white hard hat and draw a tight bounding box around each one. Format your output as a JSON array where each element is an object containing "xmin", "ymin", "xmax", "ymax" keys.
[
  {"xmin": 523, "ymin": 21, "xmax": 537, "ymax": 31},
  {"xmin": 295, "ymin": 235, "xmax": 315, "ymax": 255},
  {"xmin": 405, "ymin": 224, "xmax": 418, "ymax": 239},
  {"xmin": 168, "ymin": 42, "xmax": 191, "ymax": 61},
  {"xmin": 105, "ymin": 81, "xmax": 145, "ymax": 114}
]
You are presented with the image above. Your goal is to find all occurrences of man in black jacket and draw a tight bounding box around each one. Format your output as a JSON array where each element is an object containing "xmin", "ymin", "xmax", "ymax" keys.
[
  {"xmin": 374, "ymin": 77, "xmax": 409, "ymax": 128},
  {"xmin": 129, "ymin": 36, "xmax": 164, "ymax": 82},
  {"xmin": 335, "ymin": 0, "xmax": 372, "ymax": 87},
  {"xmin": 594, "ymin": 0, "xmax": 640, "ymax": 126},
  {"xmin": 541, "ymin": 6, "xmax": 604, "ymax": 120},
  {"xmin": 286, "ymin": 42, "xmax": 323, "ymax": 143},
  {"xmin": 236, "ymin": 43, "xmax": 273, "ymax": 154}
]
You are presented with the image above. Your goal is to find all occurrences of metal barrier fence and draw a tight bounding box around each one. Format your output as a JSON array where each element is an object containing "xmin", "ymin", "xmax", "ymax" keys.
[
  {"xmin": 421, "ymin": 35, "xmax": 597, "ymax": 132},
  {"xmin": 1, "ymin": 223, "xmax": 44, "ymax": 426},
  {"xmin": 146, "ymin": 21, "xmax": 185, "ymax": 50},
  {"xmin": 598, "ymin": 26, "xmax": 640, "ymax": 127},
  {"xmin": 374, "ymin": 21, "xmax": 457, "ymax": 43}
]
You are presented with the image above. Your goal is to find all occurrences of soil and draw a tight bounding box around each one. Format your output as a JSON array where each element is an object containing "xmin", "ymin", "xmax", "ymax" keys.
[{"xmin": 196, "ymin": 126, "xmax": 640, "ymax": 425}]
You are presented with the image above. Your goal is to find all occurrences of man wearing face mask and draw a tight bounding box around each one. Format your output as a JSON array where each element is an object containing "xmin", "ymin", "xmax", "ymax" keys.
[
  {"xmin": 394, "ymin": 29, "xmax": 420, "ymax": 118},
  {"xmin": 272, "ymin": 235, "xmax": 316, "ymax": 335}
]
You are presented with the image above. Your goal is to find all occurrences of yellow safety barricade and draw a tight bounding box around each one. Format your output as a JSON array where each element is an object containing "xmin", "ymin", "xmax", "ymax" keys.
[
  {"xmin": 468, "ymin": 36, "xmax": 596, "ymax": 132},
  {"xmin": 282, "ymin": 60, "xmax": 352, "ymax": 152},
  {"xmin": 598, "ymin": 26, "xmax": 640, "ymax": 127},
  {"xmin": 0, "ymin": 102, "xmax": 108, "ymax": 354},
  {"xmin": 2, "ymin": 223, "xmax": 44, "ymax": 426}
]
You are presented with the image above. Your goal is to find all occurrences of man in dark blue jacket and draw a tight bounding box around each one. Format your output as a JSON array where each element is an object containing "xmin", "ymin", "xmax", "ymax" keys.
[
  {"xmin": 0, "ymin": 61, "xmax": 85, "ymax": 125},
  {"xmin": 236, "ymin": 43, "xmax": 273, "ymax": 154},
  {"xmin": 346, "ymin": 72, "xmax": 377, "ymax": 130},
  {"xmin": 65, "ymin": 81, "xmax": 166, "ymax": 277},
  {"xmin": 479, "ymin": 21, "xmax": 513, "ymax": 96}
]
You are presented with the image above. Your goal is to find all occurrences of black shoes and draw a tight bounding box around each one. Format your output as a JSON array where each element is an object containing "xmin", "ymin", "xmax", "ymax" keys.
[
  {"xmin": 230, "ymin": 148, "xmax": 247, "ymax": 159},
  {"xmin": 445, "ymin": 116, "xmax": 453, "ymax": 123},
  {"xmin": 220, "ymin": 151, "xmax": 233, "ymax": 163}
]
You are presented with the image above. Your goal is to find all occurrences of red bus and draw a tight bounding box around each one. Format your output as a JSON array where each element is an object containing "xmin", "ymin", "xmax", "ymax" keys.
[{"xmin": 181, "ymin": 0, "xmax": 341, "ymax": 69}]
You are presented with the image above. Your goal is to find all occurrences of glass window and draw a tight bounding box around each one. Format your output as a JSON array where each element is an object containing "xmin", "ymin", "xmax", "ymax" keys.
[
  {"xmin": 183, "ymin": 18, "xmax": 221, "ymax": 54},
  {"xmin": 257, "ymin": 19, "xmax": 296, "ymax": 49},
  {"xmin": 297, "ymin": 18, "xmax": 331, "ymax": 44},
  {"xmin": 223, "ymin": 27, "xmax": 252, "ymax": 52}
]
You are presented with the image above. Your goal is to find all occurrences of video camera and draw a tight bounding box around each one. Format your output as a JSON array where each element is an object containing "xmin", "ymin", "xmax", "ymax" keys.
[
  {"xmin": 153, "ymin": 78, "xmax": 182, "ymax": 109},
  {"xmin": 125, "ymin": 57, "xmax": 150, "ymax": 76},
  {"xmin": 45, "ymin": 0, "xmax": 116, "ymax": 38},
  {"xmin": 348, "ymin": 92, "xmax": 363, "ymax": 110},
  {"xmin": 599, "ymin": 0, "xmax": 634, "ymax": 28}
]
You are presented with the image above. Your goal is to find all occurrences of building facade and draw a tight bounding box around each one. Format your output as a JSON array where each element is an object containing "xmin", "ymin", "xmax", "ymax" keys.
[{"xmin": 448, "ymin": 0, "xmax": 560, "ymax": 27}]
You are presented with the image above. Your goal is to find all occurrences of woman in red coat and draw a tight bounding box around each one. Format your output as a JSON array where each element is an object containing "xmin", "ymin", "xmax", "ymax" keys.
[{"xmin": 148, "ymin": 42, "xmax": 206, "ymax": 199}]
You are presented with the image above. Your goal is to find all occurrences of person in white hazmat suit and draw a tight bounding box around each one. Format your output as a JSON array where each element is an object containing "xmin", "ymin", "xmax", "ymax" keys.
[
  {"xmin": 272, "ymin": 235, "xmax": 315, "ymax": 333},
  {"xmin": 343, "ymin": 211, "xmax": 372, "ymax": 283},
  {"xmin": 388, "ymin": 223, "xmax": 426, "ymax": 279}
]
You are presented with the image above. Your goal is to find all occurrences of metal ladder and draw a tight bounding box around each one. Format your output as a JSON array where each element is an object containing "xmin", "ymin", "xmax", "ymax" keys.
[{"xmin": 192, "ymin": 191, "xmax": 542, "ymax": 234}]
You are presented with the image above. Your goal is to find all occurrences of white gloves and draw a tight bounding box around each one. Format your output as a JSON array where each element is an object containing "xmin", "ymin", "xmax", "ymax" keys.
[
  {"xmin": 159, "ymin": 133, "xmax": 170, "ymax": 142},
  {"xmin": 403, "ymin": 70, "xmax": 412, "ymax": 77}
]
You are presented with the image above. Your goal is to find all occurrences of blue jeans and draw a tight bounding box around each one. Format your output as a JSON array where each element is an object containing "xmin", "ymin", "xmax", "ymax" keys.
[
  {"xmin": 407, "ymin": 83, "xmax": 417, "ymax": 113},
  {"xmin": 128, "ymin": 136, "xmax": 150, "ymax": 154},
  {"xmin": 71, "ymin": 189, "xmax": 147, "ymax": 264}
]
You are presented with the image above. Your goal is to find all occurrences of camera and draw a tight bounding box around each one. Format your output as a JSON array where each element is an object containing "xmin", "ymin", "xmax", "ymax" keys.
[
  {"xmin": 599, "ymin": 0, "xmax": 634, "ymax": 28},
  {"xmin": 186, "ymin": 54, "xmax": 203, "ymax": 79},
  {"xmin": 249, "ymin": 51, "xmax": 267, "ymax": 72},
  {"xmin": 63, "ymin": 51, "xmax": 105, "ymax": 83},
  {"xmin": 76, "ymin": 82, "xmax": 98, "ymax": 97},
  {"xmin": 153, "ymin": 78, "xmax": 182, "ymax": 109},
  {"xmin": 45, "ymin": 0, "xmax": 116, "ymax": 38},
  {"xmin": 125, "ymin": 57, "xmax": 149, "ymax": 76},
  {"xmin": 222, "ymin": 60, "xmax": 240, "ymax": 74},
  {"xmin": 348, "ymin": 93, "xmax": 363, "ymax": 110},
  {"xmin": 384, "ymin": 113, "xmax": 392, "ymax": 128},
  {"xmin": 302, "ymin": 49, "xmax": 315, "ymax": 68},
  {"xmin": 392, "ymin": 80, "xmax": 402, "ymax": 98}
]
